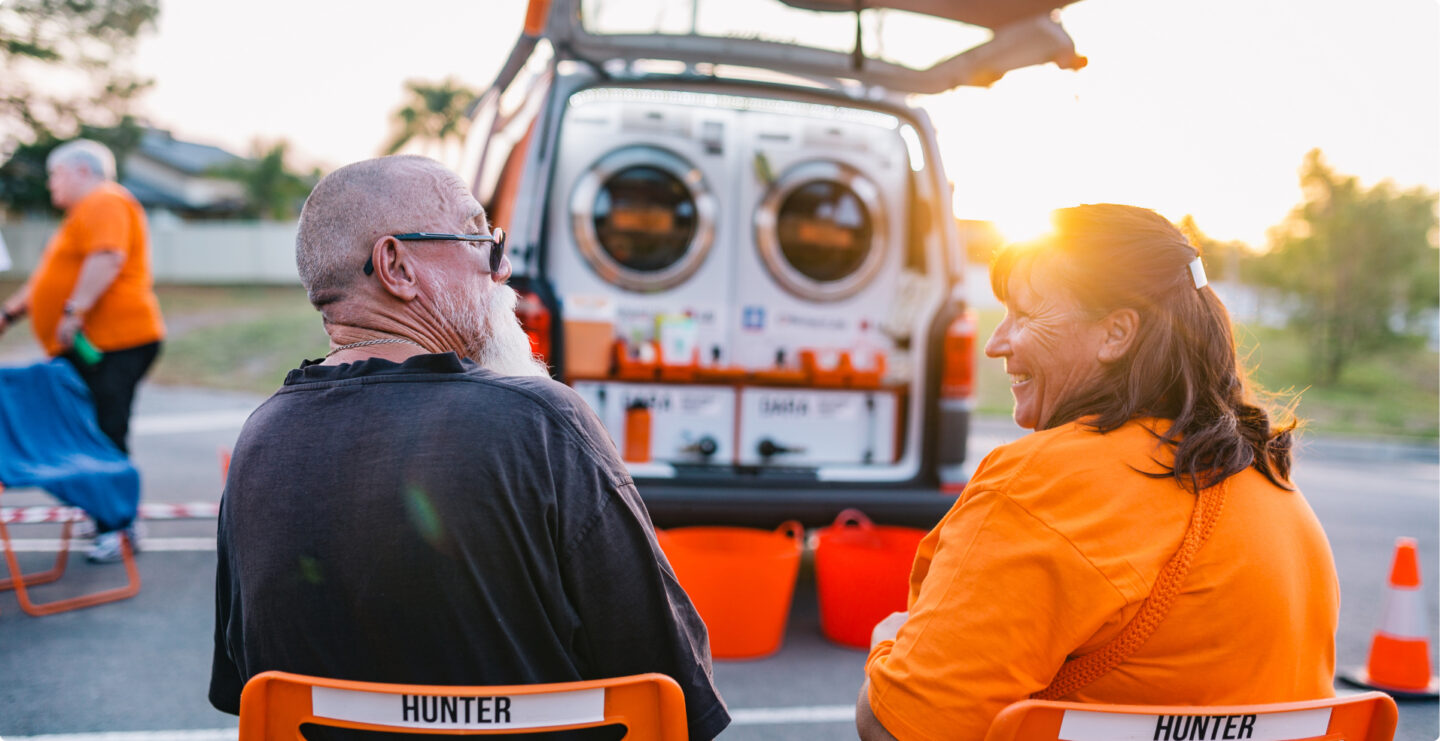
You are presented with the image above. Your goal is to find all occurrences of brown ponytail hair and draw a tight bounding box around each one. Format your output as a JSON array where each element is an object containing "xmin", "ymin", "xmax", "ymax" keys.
[{"xmin": 990, "ymin": 204, "xmax": 1296, "ymax": 491}]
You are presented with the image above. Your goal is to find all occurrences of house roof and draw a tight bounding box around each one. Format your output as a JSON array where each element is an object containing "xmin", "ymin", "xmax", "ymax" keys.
[
  {"xmin": 117, "ymin": 178, "xmax": 191, "ymax": 209},
  {"xmin": 134, "ymin": 128, "xmax": 243, "ymax": 176}
]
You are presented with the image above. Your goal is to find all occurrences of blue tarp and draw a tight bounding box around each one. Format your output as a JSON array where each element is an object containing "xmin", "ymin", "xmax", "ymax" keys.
[{"xmin": 0, "ymin": 359, "xmax": 140, "ymax": 531}]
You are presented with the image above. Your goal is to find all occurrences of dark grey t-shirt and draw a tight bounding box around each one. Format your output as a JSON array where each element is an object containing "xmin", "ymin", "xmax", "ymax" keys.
[{"xmin": 210, "ymin": 353, "xmax": 728, "ymax": 740}]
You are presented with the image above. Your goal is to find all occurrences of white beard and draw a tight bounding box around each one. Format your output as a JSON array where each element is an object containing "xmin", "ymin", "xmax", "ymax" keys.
[{"xmin": 439, "ymin": 284, "xmax": 550, "ymax": 378}]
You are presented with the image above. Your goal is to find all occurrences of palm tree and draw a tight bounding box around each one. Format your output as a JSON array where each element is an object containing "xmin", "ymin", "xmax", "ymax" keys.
[
  {"xmin": 382, "ymin": 79, "xmax": 479, "ymax": 164},
  {"xmin": 210, "ymin": 141, "xmax": 316, "ymax": 220}
]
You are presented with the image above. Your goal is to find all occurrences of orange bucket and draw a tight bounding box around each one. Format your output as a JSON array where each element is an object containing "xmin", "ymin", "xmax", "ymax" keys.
[
  {"xmin": 814, "ymin": 509, "xmax": 926, "ymax": 649},
  {"xmin": 657, "ymin": 521, "xmax": 803, "ymax": 659}
]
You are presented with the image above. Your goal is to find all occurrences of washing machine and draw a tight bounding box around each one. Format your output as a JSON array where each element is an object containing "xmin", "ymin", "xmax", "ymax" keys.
[
  {"xmin": 545, "ymin": 86, "xmax": 745, "ymax": 465},
  {"xmin": 729, "ymin": 101, "xmax": 910, "ymax": 370},
  {"xmin": 729, "ymin": 99, "xmax": 914, "ymax": 467},
  {"xmin": 545, "ymin": 87, "xmax": 741, "ymax": 361}
]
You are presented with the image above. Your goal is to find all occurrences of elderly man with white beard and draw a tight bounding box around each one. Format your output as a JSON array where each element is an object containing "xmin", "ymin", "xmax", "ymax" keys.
[{"xmin": 208, "ymin": 156, "xmax": 730, "ymax": 741}]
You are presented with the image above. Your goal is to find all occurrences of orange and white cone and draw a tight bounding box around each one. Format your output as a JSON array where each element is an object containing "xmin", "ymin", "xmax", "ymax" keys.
[{"xmin": 1341, "ymin": 537, "xmax": 1439, "ymax": 699}]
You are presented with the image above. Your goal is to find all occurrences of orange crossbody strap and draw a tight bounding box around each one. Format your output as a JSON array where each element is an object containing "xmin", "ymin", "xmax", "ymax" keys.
[{"xmin": 1033, "ymin": 478, "xmax": 1229, "ymax": 700}]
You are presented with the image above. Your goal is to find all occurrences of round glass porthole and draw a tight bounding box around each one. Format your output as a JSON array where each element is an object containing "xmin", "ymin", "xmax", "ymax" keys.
[
  {"xmin": 571, "ymin": 147, "xmax": 715, "ymax": 292},
  {"xmin": 755, "ymin": 161, "xmax": 888, "ymax": 301}
]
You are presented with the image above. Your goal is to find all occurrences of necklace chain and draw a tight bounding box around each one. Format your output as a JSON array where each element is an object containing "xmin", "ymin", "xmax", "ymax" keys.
[{"xmin": 326, "ymin": 338, "xmax": 426, "ymax": 357}]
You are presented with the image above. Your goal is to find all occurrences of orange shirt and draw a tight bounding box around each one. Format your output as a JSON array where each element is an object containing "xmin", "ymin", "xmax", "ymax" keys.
[
  {"xmin": 866, "ymin": 418, "xmax": 1339, "ymax": 741},
  {"xmin": 29, "ymin": 182, "xmax": 165, "ymax": 356}
]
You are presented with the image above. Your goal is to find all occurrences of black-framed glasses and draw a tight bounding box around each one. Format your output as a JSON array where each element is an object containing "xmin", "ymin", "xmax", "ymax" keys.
[{"xmin": 364, "ymin": 228, "xmax": 507, "ymax": 276}]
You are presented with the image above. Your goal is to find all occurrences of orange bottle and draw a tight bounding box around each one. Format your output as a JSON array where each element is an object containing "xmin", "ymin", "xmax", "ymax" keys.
[{"xmin": 623, "ymin": 401, "xmax": 652, "ymax": 463}]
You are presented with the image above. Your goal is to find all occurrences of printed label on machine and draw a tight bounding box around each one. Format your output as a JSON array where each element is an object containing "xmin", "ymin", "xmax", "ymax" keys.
[
  {"xmin": 754, "ymin": 392, "xmax": 861, "ymax": 421},
  {"xmin": 738, "ymin": 388, "xmax": 897, "ymax": 465},
  {"xmin": 574, "ymin": 381, "xmax": 737, "ymax": 464}
]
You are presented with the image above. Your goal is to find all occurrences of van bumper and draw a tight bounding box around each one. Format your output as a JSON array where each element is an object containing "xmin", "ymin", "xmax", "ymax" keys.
[{"xmin": 636, "ymin": 483, "xmax": 958, "ymax": 529}]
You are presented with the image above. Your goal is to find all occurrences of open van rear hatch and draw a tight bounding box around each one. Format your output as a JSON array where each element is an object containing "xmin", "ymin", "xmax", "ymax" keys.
[
  {"xmin": 508, "ymin": 0, "xmax": 1084, "ymax": 94},
  {"xmin": 468, "ymin": 0, "xmax": 1091, "ymax": 525}
]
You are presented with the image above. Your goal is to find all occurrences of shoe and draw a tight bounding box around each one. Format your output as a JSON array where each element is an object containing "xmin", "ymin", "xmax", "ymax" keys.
[
  {"xmin": 86, "ymin": 524, "xmax": 142, "ymax": 564},
  {"xmin": 127, "ymin": 520, "xmax": 144, "ymax": 553},
  {"xmin": 73, "ymin": 518, "xmax": 97, "ymax": 540}
]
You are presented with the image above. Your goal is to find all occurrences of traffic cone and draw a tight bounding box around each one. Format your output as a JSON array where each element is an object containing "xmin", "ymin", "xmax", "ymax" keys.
[{"xmin": 1340, "ymin": 537, "xmax": 1439, "ymax": 699}]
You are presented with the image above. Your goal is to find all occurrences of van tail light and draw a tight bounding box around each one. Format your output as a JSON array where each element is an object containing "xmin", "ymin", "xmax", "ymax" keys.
[
  {"xmin": 937, "ymin": 307, "xmax": 976, "ymax": 494},
  {"xmin": 514, "ymin": 289, "xmax": 552, "ymax": 362},
  {"xmin": 941, "ymin": 309, "xmax": 977, "ymax": 401}
]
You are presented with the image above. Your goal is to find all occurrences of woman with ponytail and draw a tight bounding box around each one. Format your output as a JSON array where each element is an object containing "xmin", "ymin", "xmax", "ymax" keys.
[{"xmin": 858, "ymin": 204, "xmax": 1338, "ymax": 741}]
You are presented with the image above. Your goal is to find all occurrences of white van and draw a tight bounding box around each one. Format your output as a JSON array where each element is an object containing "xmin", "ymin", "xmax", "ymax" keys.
[{"xmin": 463, "ymin": 0, "xmax": 1087, "ymax": 527}]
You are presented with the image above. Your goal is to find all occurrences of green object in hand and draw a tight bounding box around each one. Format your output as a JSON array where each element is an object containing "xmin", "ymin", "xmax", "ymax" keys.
[{"xmin": 73, "ymin": 333, "xmax": 103, "ymax": 366}]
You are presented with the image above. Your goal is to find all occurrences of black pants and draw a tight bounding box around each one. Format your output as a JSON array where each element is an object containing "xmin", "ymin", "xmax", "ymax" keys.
[{"xmin": 61, "ymin": 340, "xmax": 161, "ymax": 456}]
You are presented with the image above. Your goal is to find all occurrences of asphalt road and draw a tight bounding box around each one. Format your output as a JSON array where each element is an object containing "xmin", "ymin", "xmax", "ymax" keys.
[{"xmin": 0, "ymin": 384, "xmax": 1436, "ymax": 740}]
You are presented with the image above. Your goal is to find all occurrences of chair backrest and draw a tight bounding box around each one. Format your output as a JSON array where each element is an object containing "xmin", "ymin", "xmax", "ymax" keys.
[
  {"xmin": 984, "ymin": 693, "xmax": 1397, "ymax": 741},
  {"xmin": 238, "ymin": 670, "xmax": 688, "ymax": 740}
]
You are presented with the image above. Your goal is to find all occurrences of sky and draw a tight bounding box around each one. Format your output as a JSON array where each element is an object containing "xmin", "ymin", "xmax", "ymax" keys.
[{"xmin": 125, "ymin": 0, "xmax": 1439, "ymax": 247}]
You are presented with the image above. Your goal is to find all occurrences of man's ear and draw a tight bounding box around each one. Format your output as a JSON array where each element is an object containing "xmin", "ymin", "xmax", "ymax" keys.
[
  {"xmin": 1097, "ymin": 307, "xmax": 1139, "ymax": 364},
  {"xmin": 369, "ymin": 236, "xmax": 419, "ymax": 301}
]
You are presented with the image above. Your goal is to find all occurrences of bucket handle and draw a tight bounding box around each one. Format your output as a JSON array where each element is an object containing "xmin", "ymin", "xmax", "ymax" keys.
[
  {"xmin": 831, "ymin": 508, "xmax": 874, "ymax": 531},
  {"xmin": 775, "ymin": 520, "xmax": 805, "ymax": 549}
]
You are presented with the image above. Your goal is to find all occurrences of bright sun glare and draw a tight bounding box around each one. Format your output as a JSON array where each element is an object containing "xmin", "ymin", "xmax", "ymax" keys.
[{"xmin": 985, "ymin": 207, "xmax": 1056, "ymax": 245}]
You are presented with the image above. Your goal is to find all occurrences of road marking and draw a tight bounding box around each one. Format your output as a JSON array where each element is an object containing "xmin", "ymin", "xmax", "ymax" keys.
[
  {"xmin": 0, "ymin": 704, "xmax": 858, "ymax": 740},
  {"xmin": 1, "ymin": 731, "xmax": 238, "ymax": 741},
  {"xmin": 133, "ymin": 410, "xmax": 253, "ymax": 435},
  {"xmin": 730, "ymin": 704, "xmax": 855, "ymax": 724},
  {"xmin": 0, "ymin": 695, "xmax": 1379, "ymax": 738},
  {"xmin": 2, "ymin": 537, "xmax": 216, "ymax": 552},
  {"xmin": 2, "ymin": 502, "xmax": 220, "ymax": 524}
]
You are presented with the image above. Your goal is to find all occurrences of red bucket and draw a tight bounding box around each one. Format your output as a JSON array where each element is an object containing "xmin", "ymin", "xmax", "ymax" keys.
[
  {"xmin": 656, "ymin": 521, "xmax": 803, "ymax": 659},
  {"xmin": 814, "ymin": 509, "xmax": 926, "ymax": 649}
]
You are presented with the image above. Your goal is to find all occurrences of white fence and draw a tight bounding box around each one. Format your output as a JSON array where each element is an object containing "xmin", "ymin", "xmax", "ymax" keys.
[{"xmin": 0, "ymin": 218, "xmax": 301, "ymax": 284}]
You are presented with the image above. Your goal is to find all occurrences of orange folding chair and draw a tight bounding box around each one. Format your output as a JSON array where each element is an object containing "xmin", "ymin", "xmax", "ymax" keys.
[
  {"xmin": 238, "ymin": 670, "xmax": 689, "ymax": 740},
  {"xmin": 0, "ymin": 482, "xmax": 140, "ymax": 616},
  {"xmin": 984, "ymin": 692, "xmax": 1398, "ymax": 741}
]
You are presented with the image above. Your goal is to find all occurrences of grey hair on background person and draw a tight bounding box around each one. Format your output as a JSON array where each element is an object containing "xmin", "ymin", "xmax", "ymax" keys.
[{"xmin": 47, "ymin": 140, "xmax": 117, "ymax": 181}]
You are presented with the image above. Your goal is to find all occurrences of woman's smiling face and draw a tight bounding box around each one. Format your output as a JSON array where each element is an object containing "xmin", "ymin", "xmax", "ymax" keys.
[{"xmin": 983, "ymin": 259, "xmax": 1111, "ymax": 430}]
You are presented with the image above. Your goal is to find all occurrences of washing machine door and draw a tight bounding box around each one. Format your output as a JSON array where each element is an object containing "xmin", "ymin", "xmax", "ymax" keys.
[
  {"xmin": 570, "ymin": 146, "xmax": 717, "ymax": 293},
  {"xmin": 755, "ymin": 160, "xmax": 889, "ymax": 302}
]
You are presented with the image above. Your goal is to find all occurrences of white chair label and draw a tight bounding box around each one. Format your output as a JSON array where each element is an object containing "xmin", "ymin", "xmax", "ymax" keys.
[
  {"xmin": 1057, "ymin": 707, "xmax": 1332, "ymax": 741},
  {"xmin": 311, "ymin": 686, "xmax": 605, "ymax": 730}
]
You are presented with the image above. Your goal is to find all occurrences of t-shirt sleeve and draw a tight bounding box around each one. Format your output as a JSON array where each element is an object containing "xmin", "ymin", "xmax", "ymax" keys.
[
  {"xmin": 559, "ymin": 483, "xmax": 731, "ymax": 741},
  {"xmin": 69, "ymin": 192, "xmax": 132, "ymax": 256},
  {"xmin": 209, "ymin": 508, "xmax": 243, "ymax": 715},
  {"xmin": 865, "ymin": 488, "xmax": 1127, "ymax": 740}
]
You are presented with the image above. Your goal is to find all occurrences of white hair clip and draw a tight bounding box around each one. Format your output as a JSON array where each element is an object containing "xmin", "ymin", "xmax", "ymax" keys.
[{"xmin": 1188, "ymin": 256, "xmax": 1208, "ymax": 290}]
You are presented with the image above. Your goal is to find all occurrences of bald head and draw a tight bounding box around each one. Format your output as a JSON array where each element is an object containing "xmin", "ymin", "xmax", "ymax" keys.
[{"xmin": 296, "ymin": 155, "xmax": 478, "ymax": 307}]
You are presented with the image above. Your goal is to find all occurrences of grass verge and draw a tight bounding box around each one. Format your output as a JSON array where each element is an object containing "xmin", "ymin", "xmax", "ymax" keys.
[
  {"xmin": 2, "ymin": 281, "xmax": 1433, "ymax": 439},
  {"xmin": 975, "ymin": 308, "xmax": 1438, "ymax": 441},
  {"xmin": 0, "ymin": 281, "xmax": 328, "ymax": 395},
  {"xmin": 1238, "ymin": 325, "xmax": 1438, "ymax": 440},
  {"xmin": 147, "ymin": 285, "xmax": 329, "ymax": 394}
]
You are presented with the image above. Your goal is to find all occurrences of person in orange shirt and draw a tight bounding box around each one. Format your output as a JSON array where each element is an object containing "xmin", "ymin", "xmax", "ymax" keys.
[
  {"xmin": 856, "ymin": 204, "xmax": 1339, "ymax": 741},
  {"xmin": 0, "ymin": 139, "xmax": 165, "ymax": 562}
]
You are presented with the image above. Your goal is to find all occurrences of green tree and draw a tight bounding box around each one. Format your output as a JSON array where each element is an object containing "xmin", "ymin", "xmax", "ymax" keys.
[
  {"xmin": 0, "ymin": 117, "xmax": 145, "ymax": 213},
  {"xmin": 382, "ymin": 79, "xmax": 478, "ymax": 162},
  {"xmin": 1253, "ymin": 149, "xmax": 1439, "ymax": 383},
  {"xmin": 0, "ymin": 0, "xmax": 158, "ymax": 147},
  {"xmin": 210, "ymin": 141, "xmax": 318, "ymax": 221},
  {"xmin": 0, "ymin": 0, "xmax": 158, "ymax": 211}
]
